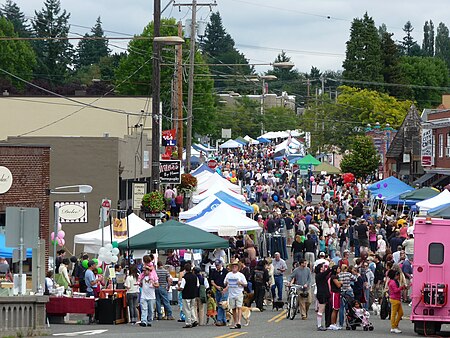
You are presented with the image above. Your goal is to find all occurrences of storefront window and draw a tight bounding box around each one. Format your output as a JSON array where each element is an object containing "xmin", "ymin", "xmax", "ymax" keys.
[{"xmin": 439, "ymin": 134, "xmax": 444, "ymax": 158}]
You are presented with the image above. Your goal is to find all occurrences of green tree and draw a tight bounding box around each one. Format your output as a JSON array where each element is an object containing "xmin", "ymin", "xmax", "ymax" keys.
[
  {"xmin": 1, "ymin": 0, "xmax": 29, "ymax": 37},
  {"xmin": 422, "ymin": 20, "xmax": 435, "ymax": 56},
  {"xmin": 200, "ymin": 12, "xmax": 253, "ymax": 93},
  {"xmin": 115, "ymin": 18, "xmax": 216, "ymax": 136},
  {"xmin": 340, "ymin": 135, "xmax": 380, "ymax": 178},
  {"xmin": 342, "ymin": 13, "xmax": 383, "ymax": 85},
  {"xmin": 401, "ymin": 21, "xmax": 421, "ymax": 56},
  {"xmin": 263, "ymin": 106, "xmax": 299, "ymax": 133},
  {"xmin": 32, "ymin": 0, "xmax": 73, "ymax": 85},
  {"xmin": 0, "ymin": 17, "xmax": 36, "ymax": 88},
  {"xmin": 399, "ymin": 56, "xmax": 449, "ymax": 107},
  {"xmin": 435, "ymin": 22, "xmax": 450, "ymax": 70},
  {"xmin": 75, "ymin": 17, "xmax": 110, "ymax": 69}
]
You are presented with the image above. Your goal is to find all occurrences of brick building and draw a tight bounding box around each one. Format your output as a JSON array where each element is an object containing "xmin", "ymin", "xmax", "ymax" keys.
[
  {"xmin": 0, "ymin": 144, "xmax": 50, "ymax": 265},
  {"xmin": 365, "ymin": 122, "xmax": 397, "ymax": 179}
]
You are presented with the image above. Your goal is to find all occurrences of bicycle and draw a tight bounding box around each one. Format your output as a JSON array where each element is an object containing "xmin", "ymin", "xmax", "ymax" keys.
[{"xmin": 286, "ymin": 284, "xmax": 301, "ymax": 320}]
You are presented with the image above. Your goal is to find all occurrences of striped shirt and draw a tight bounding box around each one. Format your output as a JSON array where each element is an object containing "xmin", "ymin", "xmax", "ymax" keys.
[
  {"xmin": 338, "ymin": 272, "xmax": 355, "ymax": 292},
  {"xmin": 156, "ymin": 268, "xmax": 170, "ymax": 288}
]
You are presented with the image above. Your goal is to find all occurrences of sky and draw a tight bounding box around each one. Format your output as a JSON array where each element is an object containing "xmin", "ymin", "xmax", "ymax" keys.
[{"xmin": 12, "ymin": 0, "xmax": 450, "ymax": 74}]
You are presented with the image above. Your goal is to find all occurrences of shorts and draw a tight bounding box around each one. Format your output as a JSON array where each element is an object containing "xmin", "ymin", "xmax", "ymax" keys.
[
  {"xmin": 229, "ymin": 295, "xmax": 244, "ymax": 309},
  {"xmin": 359, "ymin": 238, "xmax": 369, "ymax": 248},
  {"xmin": 331, "ymin": 292, "xmax": 340, "ymax": 310},
  {"xmin": 316, "ymin": 294, "xmax": 329, "ymax": 305},
  {"xmin": 287, "ymin": 229, "xmax": 294, "ymax": 238}
]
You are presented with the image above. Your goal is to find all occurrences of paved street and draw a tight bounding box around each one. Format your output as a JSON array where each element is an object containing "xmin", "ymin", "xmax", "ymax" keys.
[{"xmin": 48, "ymin": 304, "xmax": 422, "ymax": 337}]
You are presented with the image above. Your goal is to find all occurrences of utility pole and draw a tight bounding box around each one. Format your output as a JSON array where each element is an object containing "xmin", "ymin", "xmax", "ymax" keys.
[
  {"xmin": 175, "ymin": 1, "xmax": 217, "ymax": 173},
  {"xmin": 176, "ymin": 21, "xmax": 183, "ymax": 161},
  {"xmin": 151, "ymin": 0, "xmax": 161, "ymax": 191}
]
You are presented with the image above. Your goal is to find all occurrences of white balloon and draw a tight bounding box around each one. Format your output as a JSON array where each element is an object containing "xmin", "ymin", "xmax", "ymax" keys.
[
  {"xmin": 111, "ymin": 255, "xmax": 118, "ymax": 263},
  {"xmin": 98, "ymin": 247, "xmax": 107, "ymax": 255},
  {"xmin": 98, "ymin": 255, "xmax": 105, "ymax": 262},
  {"xmin": 104, "ymin": 258, "xmax": 112, "ymax": 264},
  {"xmin": 105, "ymin": 243, "xmax": 113, "ymax": 250},
  {"xmin": 112, "ymin": 248, "xmax": 119, "ymax": 255}
]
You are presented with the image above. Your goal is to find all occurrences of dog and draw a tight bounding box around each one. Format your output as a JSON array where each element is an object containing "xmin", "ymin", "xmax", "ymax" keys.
[
  {"xmin": 243, "ymin": 291, "xmax": 255, "ymax": 307},
  {"xmin": 371, "ymin": 299, "xmax": 381, "ymax": 316},
  {"xmin": 219, "ymin": 300, "xmax": 260, "ymax": 327},
  {"xmin": 272, "ymin": 300, "xmax": 285, "ymax": 311}
]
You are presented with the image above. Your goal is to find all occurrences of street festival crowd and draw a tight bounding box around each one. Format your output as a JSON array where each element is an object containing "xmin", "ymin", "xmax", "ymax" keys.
[{"xmin": 45, "ymin": 140, "xmax": 416, "ymax": 334}]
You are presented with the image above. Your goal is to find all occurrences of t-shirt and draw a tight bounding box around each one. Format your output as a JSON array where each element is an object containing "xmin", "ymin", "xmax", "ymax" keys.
[
  {"xmin": 330, "ymin": 275, "xmax": 341, "ymax": 293},
  {"xmin": 124, "ymin": 275, "xmax": 140, "ymax": 293},
  {"xmin": 141, "ymin": 275, "xmax": 157, "ymax": 300},
  {"xmin": 355, "ymin": 224, "xmax": 368, "ymax": 239},
  {"xmin": 224, "ymin": 271, "xmax": 247, "ymax": 299},
  {"xmin": 84, "ymin": 269, "xmax": 96, "ymax": 293}
]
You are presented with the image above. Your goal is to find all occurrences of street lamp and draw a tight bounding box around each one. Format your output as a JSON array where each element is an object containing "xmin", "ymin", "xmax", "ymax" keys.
[
  {"xmin": 260, "ymin": 75, "xmax": 277, "ymax": 136},
  {"xmin": 49, "ymin": 184, "xmax": 93, "ymax": 277}
]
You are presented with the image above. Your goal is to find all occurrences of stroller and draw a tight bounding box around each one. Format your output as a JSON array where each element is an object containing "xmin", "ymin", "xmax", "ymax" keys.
[{"xmin": 342, "ymin": 294, "xmax": 374, "ymax": 331}]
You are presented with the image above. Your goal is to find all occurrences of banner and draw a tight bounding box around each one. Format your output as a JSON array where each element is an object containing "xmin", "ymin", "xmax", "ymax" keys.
[
  {"xmin": 113, "ymin": 218, "xmax": 127, "ymax": 239},
  {"xmin": 162, "ymin": 129, "xmax": 176, "ymax": 146},
  {"xmin": 160, "ymin": 160, "xmax": 181, "ymax": 184},
  {"xmin": 421, "ymin": 129, "xmax": 434, "ymax": 166}
]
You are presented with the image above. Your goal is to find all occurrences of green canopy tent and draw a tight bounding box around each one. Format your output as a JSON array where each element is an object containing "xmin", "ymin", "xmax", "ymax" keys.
[
  {"xmin": 118, "ymin": 219, "xmax": 228, "ymax": 250},
  {"xmin": 399, "ymin": 187, "xmax": 440, "ymax": 201},
  {"xmin": 313, "ymin": 162, "xmax": 341, "ymax": 174},
  {"xmin": 296, "ymin": 154, "xmax": 321, "ymax": 166}
]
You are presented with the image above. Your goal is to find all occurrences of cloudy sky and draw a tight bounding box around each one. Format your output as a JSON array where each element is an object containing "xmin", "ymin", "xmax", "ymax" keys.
[{"xmin": 13, "ymin": 0, "xmax": 450, "ymax": 73}]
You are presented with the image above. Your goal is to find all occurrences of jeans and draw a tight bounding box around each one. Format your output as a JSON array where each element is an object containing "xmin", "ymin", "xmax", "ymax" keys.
[
  {"xmin": 140, "ymin": 298, "xmax": 156, "ymax": 325},
  {"xmin": 339, "ymin": 290, "xmax": 354, "ymax": 327},
  {"xmin": 178, "ymin": 291, "xmax": 185, "ymax": 320},
  {"xmin": 293, "ymin": 252, "xmax": 303, "ymax": 264},
  {"xmin": 271, "ymin": 275, "xmax": 284, "ymax": 301},
  {"xmin": 329, "ymin": 249, "xmax": 336, "ymax": 259},
  {"xmin": 354, "ymin": 239, "xmax": 360, "ymax": 257},
  {"xmin": 126, "ymin": 292, "xmax": 139, "ymax": 323},
  {"xmin": 215, "ymin": 289, "xmax": 227, "ymax": 324},
  {"xmin": 155, "ymin": 286, "xmax": 172, "ymax": 318},
  {"xmin": 364, "ymin": 288, "xmax": 370, "ymax": 310}
]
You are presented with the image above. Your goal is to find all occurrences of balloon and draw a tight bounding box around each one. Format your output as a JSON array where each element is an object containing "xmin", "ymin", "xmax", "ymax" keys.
[
  {"xmin": 59, "ymin": 238, "xmax": 65, "ymax": 246},
  {"xmin": 105, "ymin": 243, "xmax": 113, "ymax": 250},
  {"xmin": 111, "ymin": 255, "xmax": 118, "ymax": 263},
  {"xmin": 310, "ymin": 176, "xmax": 315, "ymax": 182},
  {"xmin": 97, "ymin": 268, "xmax": 103, "ymax": 274},
  {"xmin": 376, "ymin": 183, "xmax": 381, "ymax": 189},
  {"xmin": 104, "ymin": 257, "xmax": 112, "ymax": 264},
  {"xmin": 378, "ymin": 194, "xmax": 383, "ymax": 198},
  {"xmin": 112, "ymin": 241, "xmax": 119, "ymax": 248},
  {"xmin": 57, "ymin": 237, "xmax": 63, "ymax": 246},
  {"xmin": 111, "ymin": 248, "xmax": 119, "ymax": 255},
  {"xmin": 93, "ymin": 258, "xmax": 99, "ymax": 265},
  {"xmin": 383, "ymin": 183, "xmax": 388, "ymax": 188},
  {"xmin": 51, "ymin": 240, "xmax": 57, "ymax": 246},
  {"xmin": 57, "ymin": 230, "xmax": 65, "ymax": 239},
  {"xmin": 50, "ymin": 232, "xmax": 55, "ymax": 241},
  {"xmin": 82, "ymin": 260, "xmax": 89, "ymax": 269},
  {"xmin": 57, "ymin": 223, "xmax": 62, "ymax": 231},
  {"xmin": 98, "ymin": 247, "xmax": 107, "ymax": 255}
]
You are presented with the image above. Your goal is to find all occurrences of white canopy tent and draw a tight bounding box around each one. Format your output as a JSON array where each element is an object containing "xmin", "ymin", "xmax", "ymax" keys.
[
  {"xmin": 416, "ymin": 189, "xmax": 450, "ymax": 213},
  {"xmin": 219, "ymin": 139, "xmax": 242, "ymax": 149},
  {"xmin": 274, "ymin": 137, "xmax": 305, "ymax": 156},
  {"xmin": 243, "ymin": 135, "xmax": 259, "ymax": 145},
  {"xmin": 179, "ymin": 195, "xmax": 246, "ymax": 220},
  {"xmin": 194, "ymin": 171, "xmax": 214, "ymax": 186},
  {"xmin": 196, "ymin": 172, "xmax": 241, "ymax": 195},
  {"xmin": 73, "ymin": 213, "xmax": 153, "ymax": 253},
  {"xmin": 192, "ymin": 184, "xmax": 246, "ymax": 203},
  {"xmin": 186, "ymin": 202, "xmax": 259, "ymax": 236},
  {"xmin": 260, "ymin": 130, "xmax": 302, "ymax": 139}
]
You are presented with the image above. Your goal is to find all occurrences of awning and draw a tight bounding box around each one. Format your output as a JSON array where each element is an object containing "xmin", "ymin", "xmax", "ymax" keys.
[{"xmin": 413, "ymin": 172, "xmax": 436, "ymax": 186}]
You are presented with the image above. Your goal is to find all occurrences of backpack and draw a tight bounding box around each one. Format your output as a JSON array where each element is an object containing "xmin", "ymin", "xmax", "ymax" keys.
[
  {"xmin": 198, "ymin": 276, "xmax": 207, "ymax": 303},
  {"xmin": 254, "ymin": 270, "xmax": 264, "ymax": 284}
]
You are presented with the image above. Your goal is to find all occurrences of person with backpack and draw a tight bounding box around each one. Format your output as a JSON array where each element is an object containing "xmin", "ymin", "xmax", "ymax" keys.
[
  {"xmin": 252, "ymin": 260, "xmax": 269, "ymax": 311},
  {"xmin": 193, "ymin": 267, "xmax": 209, "ymax": 326}
]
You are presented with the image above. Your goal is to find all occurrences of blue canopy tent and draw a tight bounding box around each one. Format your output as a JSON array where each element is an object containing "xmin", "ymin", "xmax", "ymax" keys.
[
  {"xmin": 368, "ymin": 176, "xmax": 413, "ymax": 200},
  {"xmin": 191, "ymin": 163, "xmax": 214, "ymax": 176},
  {"xmin": 384, "ymin": 194, "xmax": 419, "ymax": 206},
  {"xmin": 215, "ymin": 191, "xmax": 254, "ymax": 213},
  {"xmin": 193, "ymin": 143, "xmax": 215, "ymax": 153},
  {"xmin": 257, "ymin": 137, "xmax": 270, "ymax": 144},
  {"xmin": 0, "ymin": 234, "xmax": 32, "ymax": 259}
]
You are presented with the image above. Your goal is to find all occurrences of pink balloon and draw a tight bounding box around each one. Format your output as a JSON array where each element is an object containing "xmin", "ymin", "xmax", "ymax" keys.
[
  {"xmin": 60, "ymin": 238, "xmax": 65, "ymax": 246},
  {"xmin": 50, "ymin": 232, "xmax": 55, "ymax": 240},
  {"xmin": 57, "ymin": 223, "xmax": 62, "ymax": 231},
  {"xmin": 57, "ymin": 237, "xmax": 63, "ymax": 246},
  {"xmin": 57, "ymin": 230, "xmax": 65, "ymax": 239},
  {"xmin": 310, "ymin": 176, "xmax": 315, "ymax": 182}
]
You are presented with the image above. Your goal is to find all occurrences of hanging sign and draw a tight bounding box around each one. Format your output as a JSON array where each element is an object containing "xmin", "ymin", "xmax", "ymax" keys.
[{"xmin": 160, "ymin": 160, "xmax": 181, "ymax": 184}]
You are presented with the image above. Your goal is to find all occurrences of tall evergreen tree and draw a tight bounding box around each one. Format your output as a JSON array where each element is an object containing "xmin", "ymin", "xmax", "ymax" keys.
[
  {"xmin": 435, "ymin": 22, "xmax": 450, "ymax": 70},
  {"xmin": 342, "ymin": 13, "xmax": 383, "ymax": 85},
  {"xmin": 76, "ymin": 17, "xmax": 110, "ymax": 69},
  {"xmin": 1, "ymin": 0, "xmax": 29, "ymax": 37},
  {"xmin": 200, "ymin": 12, "xmax": 253, "ymax": 93},
  {"xmin": 32, "ymin": 0, "xmax": 72, "ymax": 85},
  {"xmin": 422, "ymin": 20, "xmax": 435, "ymax": 56},
  {"xmin": 401, "ymin": 21, "xmax": 421, "ymax": 56}
]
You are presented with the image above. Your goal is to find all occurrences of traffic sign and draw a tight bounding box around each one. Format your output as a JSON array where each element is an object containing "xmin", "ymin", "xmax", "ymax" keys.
[
  {"xmin": 207, "ymin": 159, "xmax": 217, "ymax": 169},
  {"xmin": 101, "ymin": 199, "xmax": 111, "ymax": 222}
]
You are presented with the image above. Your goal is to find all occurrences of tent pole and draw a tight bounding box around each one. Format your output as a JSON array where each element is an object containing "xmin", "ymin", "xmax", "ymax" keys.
[
  {"xmin": 227, "ymin": 247, "xmax": 231, "ymax": 264},
  {"xmin": 126, "ymin": 213, "xmax": 130, "ymax": 266}
]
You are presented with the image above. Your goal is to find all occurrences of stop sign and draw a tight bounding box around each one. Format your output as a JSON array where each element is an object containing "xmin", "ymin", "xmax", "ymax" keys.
[
  {"xmin": 101, "ymin": 199, "xmax": 111, "ymax": 221},
  {"xmin": 207, "ymin": 159, "xmax": 217, "ymax": 169}
]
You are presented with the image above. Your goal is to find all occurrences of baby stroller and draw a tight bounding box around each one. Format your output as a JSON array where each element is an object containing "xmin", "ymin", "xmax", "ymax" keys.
[{"xmin": 342, "ymin": 294, "xmax": 374, "ymax": 331}]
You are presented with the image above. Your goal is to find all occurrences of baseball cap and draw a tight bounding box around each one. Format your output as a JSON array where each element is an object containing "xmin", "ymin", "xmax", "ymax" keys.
[
  {"xmin": 215, "ymin": 259, "xmax": 223, "ymax": 265},
  {"xmin": 319, "ymin": 252, "xmax": 326, "ymax": 257}
]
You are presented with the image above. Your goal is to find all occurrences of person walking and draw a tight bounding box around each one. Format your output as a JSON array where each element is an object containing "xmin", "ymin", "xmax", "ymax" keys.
[
  {"xmin": 271, "ymin": 252, "xmax": 287, "ymax": 301},
  {"xmin": 194, "ymin": 267, "xmax": 209, "ymax": 326},
  {"xmin": 328, "ymin": 265, "xmax": 342, "ymax": 330},
  {"xmin": 223, "ymin": 260, "xmax": 248, "ymax": 329},
  {"xmin": 388, "ymin": 269, "xmax": 405, "ymax": 334},
  {"xmin": 178, "ymin": 263, "xmax": 199, "ymax": 329},
  {"xmin": 252, "ymin": 260, "xmax": 269, "ymax": 311},
  {"xmin": 288, "ymin": 258, "xmax": 311, "ymax": 320},
  {"xmin": 315, "ymin": 263, "xmax": 331, "ymax": 331},
  {"xmin": 155, "ymin": 261, "xmax": 174, "ymax": 320},
  {"xmin": 124, "ymin": 265, "xmax": 140, "ymax": 325},
  {"xmin": 139, "ymin": 264, "xmax": 159, "ymax": 327},
  {"xmin": 209, "ymin": 260, "xmax": 228, "ymax": 327}
]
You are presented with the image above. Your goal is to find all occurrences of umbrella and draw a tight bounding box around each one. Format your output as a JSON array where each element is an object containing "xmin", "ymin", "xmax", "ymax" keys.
[{"xmin": 296, "ymin": 154, "xmax": 321, "ymax": 166}]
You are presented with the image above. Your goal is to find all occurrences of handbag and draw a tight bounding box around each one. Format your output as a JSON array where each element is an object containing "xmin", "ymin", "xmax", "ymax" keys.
[
  {"xmin": 380, "ymin": 294, "xmax": 390, "ymax": 320},
  {"xmin": 199, "ymin": 284, "xmax": 207, "ymax": 303}
]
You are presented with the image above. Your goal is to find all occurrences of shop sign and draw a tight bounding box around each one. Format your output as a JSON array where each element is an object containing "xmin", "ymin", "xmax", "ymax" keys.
[
  {"xmin": 132, "ymin": 183, "xmax": 147, "ymax": 209},
  {"xmin": 160, "ymin": 160, "xmax": 181, "ymax": 184},
  {"xmin": 56, "ymin": 201, "xmax": 88, "ymax": 223},
  {"xmin": 0, "ymin": 166, "xmax": 13, "ymax": 194},
  {"xmin": 421, "ymin": 128, "xmax": 434, "ymax": 166}
]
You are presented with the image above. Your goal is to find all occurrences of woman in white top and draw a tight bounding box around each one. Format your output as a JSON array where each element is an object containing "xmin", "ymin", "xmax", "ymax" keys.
[
  {"xmin": 124, "ymin": 265, "xmax": 140, "ymax": 324},
  {"xmin": 377, "ymin": 235, "xmax": 387, "ymax": 258}
]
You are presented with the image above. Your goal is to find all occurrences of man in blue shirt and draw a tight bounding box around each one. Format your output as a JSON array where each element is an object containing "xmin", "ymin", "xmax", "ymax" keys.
[{"xmin": 84, "ymin": 260, "xmax": 98, "ymax": 297}]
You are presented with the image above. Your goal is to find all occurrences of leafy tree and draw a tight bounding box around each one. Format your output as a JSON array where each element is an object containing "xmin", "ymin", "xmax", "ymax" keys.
[
  {"xmin": 0, "ymin": 17, "xmax": 36, "ymax": 89},
  {"xmin": 1, "ymin": 0, "xmax": 29, "ymax": 37},
  {"xmin": 342, "ymin": 13, "xmax": 383, "ymax": 85},
  {"xmin": 401, "ymin": 21, "xmax": 421, "ymax": 56},
  {"xmin": 200, "ymin": 12, "xmax": 253, "ymax": 93},
  {"xmin": 398, "ymin": 56, "xmax": 449, "ymax": 107},
  {"xmin": 115, "ymin": 18, "xmax": 215, "ymax": 136},
  {"xmin": 75, "ymin": 17, "xmax": 110, "ymax": 69},
  {"xmin": 340, "ymin": 135, "xmax": 380, "ymax": 179},
  {"xmin": 32, "ymin": 0, "xmax": 73, "ymax": 85},
  {"xmin": 435, "ymin": 22, "xmax": 450, "ymax": 70},
  {"xmin": 422, "ymin": 20, "xmax": 435, "ymax": 56},
  {"xmin": 263, "ymin": 106, "xmax": 299, "ymax": 133}
]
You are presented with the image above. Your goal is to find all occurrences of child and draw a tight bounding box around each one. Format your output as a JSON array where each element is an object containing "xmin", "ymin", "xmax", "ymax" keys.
[
  {"xmin": 206, "ymin": 290, "xmax": 217, "ymax": 325},
  {"xmin": 352, "ymin": 300, "xmax": 371, "ymax": 328}
]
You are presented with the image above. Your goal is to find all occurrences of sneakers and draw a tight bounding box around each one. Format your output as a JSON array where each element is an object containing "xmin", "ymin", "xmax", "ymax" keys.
[
  {"xmin": 317, "ymin": 326, "xmax": 327, "ymax": 331},
  {"xmin": 328, "ymin": 324, "xmax": 341, "ymax": 330},
  {"xmin": 391, "ymin": 328, "xmax": 402, "ymax": 334}
]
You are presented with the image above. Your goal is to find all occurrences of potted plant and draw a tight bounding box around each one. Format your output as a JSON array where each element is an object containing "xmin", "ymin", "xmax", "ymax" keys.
[
  {"xmin": 141, "ymin": 191, "xmax": 165, "ymax": 213},
  {"xmin": 178, "ymin": 173, "xmax": 197, "ymax": 194}
]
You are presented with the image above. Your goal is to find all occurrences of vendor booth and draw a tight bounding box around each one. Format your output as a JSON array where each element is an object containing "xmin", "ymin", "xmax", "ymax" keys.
[
  {"xmin": 368, "ymin": 176, "xmax": 413, "ymax": 200},
  {"xmin": 416, "ymin": 189, "xmax": 450, "ymax": 213},
  {"xmin": 196, "ymin": 172, "xmax": 242, "ymax": 195},
  {"xmin": 191, "ymin": 163, "xmax": 214, "ymax": 176},
  {"xmin": 219, "ymin": 139, "xmax": 242, "ymax": 149},
  {"xmin": 192, "ymin": 184, "xmax": 246, "ymax": 204}
]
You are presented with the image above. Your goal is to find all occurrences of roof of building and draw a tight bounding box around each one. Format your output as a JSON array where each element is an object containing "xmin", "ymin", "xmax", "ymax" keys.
[{"xmin": 386, "ymin": 105, "xmax": 421, "ymax": 158}]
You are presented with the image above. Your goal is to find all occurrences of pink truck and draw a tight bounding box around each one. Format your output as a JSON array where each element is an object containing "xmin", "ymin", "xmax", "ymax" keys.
[{"xmin": 411, "ymin": 217, "xmax": 449, "ymax": 335}]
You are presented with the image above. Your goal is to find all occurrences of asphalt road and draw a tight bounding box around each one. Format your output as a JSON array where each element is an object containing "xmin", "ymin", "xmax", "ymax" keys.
[{"xmin": 48, "ymin": 303, "xmax": 425, "ymax": 338}]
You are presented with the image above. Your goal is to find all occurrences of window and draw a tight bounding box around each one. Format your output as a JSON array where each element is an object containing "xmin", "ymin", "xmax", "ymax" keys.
[
  {"xmin": 439, "ymin": 134, "xmax": 444, "ymax": 158},
  {"xmin": 429, "ymin": 243, "xmax": 444, "ymax": 265},
  {"xmin": 0, "ymin": 212, "xmax": 4, "ymax": 228}
]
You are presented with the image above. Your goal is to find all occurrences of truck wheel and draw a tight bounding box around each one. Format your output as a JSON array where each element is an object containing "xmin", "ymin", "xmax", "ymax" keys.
[{"xmin": 414, "ymin": 321, "xmax": 436, "ymax": 335}]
